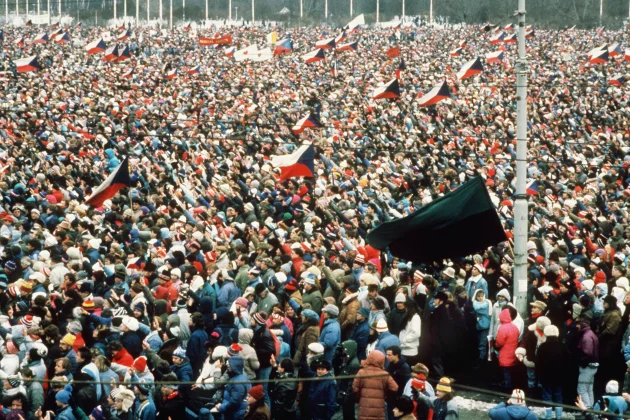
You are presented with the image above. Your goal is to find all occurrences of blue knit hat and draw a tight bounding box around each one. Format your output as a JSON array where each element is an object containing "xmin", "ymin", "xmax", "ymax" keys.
[
  {"xmin": 173, "ymin": 346, "xmax": 187, "ymax": 360},
  {"xmin": 56, "ymin": 385, "xmax": 73, "ymax": 404},
  {"xmin": 302, "ymin": 309, "xmax": 319, "ymax": 322}
]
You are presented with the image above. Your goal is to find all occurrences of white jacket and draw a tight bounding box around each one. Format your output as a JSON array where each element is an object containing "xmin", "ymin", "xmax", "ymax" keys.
[{"xmin": 399, "ymin": 314, "xmax": 421, "ymax": 357}]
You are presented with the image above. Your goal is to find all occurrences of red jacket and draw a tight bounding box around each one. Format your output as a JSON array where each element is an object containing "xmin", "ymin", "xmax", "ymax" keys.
[
  {"xmin": 113, "ymin": 348, "xmax": 134, "ymax": 367},
  {"xmin": 495, "ymin": 308, "xmax": 519, "ymax": 367}
]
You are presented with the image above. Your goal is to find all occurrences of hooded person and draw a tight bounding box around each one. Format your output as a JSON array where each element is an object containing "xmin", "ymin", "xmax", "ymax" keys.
[
  {"xmin": 352, "ymin": 350, "xmax": 399, "ymax": 420},
  {"xmin": 238, "ymin": 329, "xmax": 260, "ymax": 380},
  {"xmin": 338, "ymin": 340, "xmax": 361, "ymax": 420},
  {"xmin": 488, "ymin": 389, "xmax": 537, "ymax": 420},
  {"xmin": 489, "ymin": 289, "xmax": 524, "ymax": 341},
  {"xmin": 214, "ymin": 356, "xmax": 251, "ymax": 420}
]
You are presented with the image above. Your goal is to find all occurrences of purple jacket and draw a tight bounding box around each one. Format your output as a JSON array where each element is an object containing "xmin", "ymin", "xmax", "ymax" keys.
[{"xmin": 577, "ymin": 326, "xmax": 599, "ymax": 367}]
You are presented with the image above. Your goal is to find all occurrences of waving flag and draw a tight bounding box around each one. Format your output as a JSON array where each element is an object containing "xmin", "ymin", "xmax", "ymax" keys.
[
  {"xmin": 526, "ymin": 180, "xmax": 540, "ymax": 195},
  {"xmin": 251, "ymin": 47, "xmax": 273, "ymax": 62},
  {"xmin": 456, "ymin": 57, "xmax": 483, "ymax": 80},
  {"xmin": 15, "ymin": 36, "xmax": 25, "ymax": 46},
  {"xmin": 33, "ymin": 33, "xmax": 50, "ymax": 44},
  {"xmin": 199, "ymin": 35, "xmax": 233, "ymax": 45},
  {"xmin": 121, "ymin": 68, "xmax": 134, "ymax": 79},
  {"xmin": 86, "ymin": 39, "xmax": 106, "ymax": 54},
  {"xmin": 186, "ymin": 65, "xmax": 200, "ymax": 75},
  {"xmin": 103, "ymin": 45, "xmax": 119, "ymax": 62},
  {"xmin": 166, "ymin": 68, "xmax": 178, "ymax": 79},
  {"xmin": 589, "ymin": 47, "xmax": 608, "ymax": 64},
  {"xmin": 15, "ymin": 56, "xmax": 40, "ymax": 73},
  {"xmin": 85, "ymin": 157, "xmax": 131, "ymax": 207},
  {"xmin": 372, "ymin": 78, "xmax": 400, "ymax": 100},
  {"xmin": 274, "ymin": 38, "xmax": 292, "ymax": 55},
  {"xmin": 489, "ymin": 31, "xmax": 505, "ymax": 44},
  {"xmin": 450, "ymin": 47, "xmax": 463, "ymax": 57},
  {"xmin": 335, "ymin": 30, "xmax": 346, "ymax": 44},
  {"xmin": 609, "ymin": 42, "xmax": 622, "ymax": 57},
  {"xmin": 302, "ymin": 48, "xmax": 325, "ymax": 64},
  {"xmin": 486, "ymin": 51, "xmax": 505, "ymax": 63},
  {"xmin": 116, "ymin": 45, "xmax": 131, "ymax": 62},
  {"xmin": 503, "ymin": 33, "xmax": 517, "ymax": 44},
  {"xmin": 396, "ymin": 59, "xmax": 406, "ymax": 80},
  {"xmin": 344, "ymin": 14, "xmax": 365, "ymax": 31},
  {"xmin": 418, "ymin": 80, "xmax": 451, "ymax": 107},
  {"xmin": 118, "ymin": 29, "xmax": 132, "ymax": 41},
  {"xmin": 234, "ymin": 45, "xmax": 258, "ymax": 62},
  {"xmin": 55, "ymin": 32, "xmax": 70, "ymax": 44},
  {"xmin": 225, "ymin": 46, "xmax": 236, "ymax": 57},
  {"xmin": 504, "ymin": 23, "xmax": 514, "ymax": 31},
  {"xmin": 266, "ymin": 31, "xmax": 277, "ymax": 44},
  {"xmin": 292, "ymin": 114, "xmax": 321, "ymax": 134},
  {"xmin": 25, "ymin": 19, "xmax": 32, "ymax": 26},
  {"xmin": 316, "ymin": 37, "xmax": 336, "ymax": 49},
  {"xmin": 336, "ymin": 41, "xmax": 358, "ymax": 52},
  {"xmin": 609, "ymin": 74, "xmax": 626, "ymax": 86},
  {"xmin": 458, "ymin": 40, "xmax": 467, "ymax": 47},
  {"xmin": 525, "ymin": 29, "xmax": 535, "ymax": 39},
  {"xmin": 75, "ymin": 21, "xmax": 82, "ymax": 30},
  {"xmin": 386, "ymin": 46, "xmax": 400, "ymax": 58},
  {"xmin": 270, "ymin": 144, "xmax": 315, "ymax": 181}
]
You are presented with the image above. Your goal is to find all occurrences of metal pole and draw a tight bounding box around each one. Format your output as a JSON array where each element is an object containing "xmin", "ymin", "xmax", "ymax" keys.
[
  {"xmin": 26, "ymin": 0, "xmax": 28, "ymax": 19},
  {"xmin": 235, "ymin": 5, "xmax": 237, "ymax": 20},
  {"xmin": 251, "ymin": 0, "xmax": 253, "ymax": 25},
  {"xmin": 513, "ymin": 0, "xmax": 529, "ymax": 317},
  {"xmin": 169, "ymin": 0, "xmax": 171, "ymax": 29},
  {"xmin": 325, "ymin": 0, "xmax": 327, "ymax": 19},
  {"xmin": 228, "ymin": 0, "xmax": 231, "ymax": 20},
  {"xmin": 37, "ymin": 0, "xmax": 39, "ymax": 15},
  {"xmin": 147, "ymin": 0, "xmax": 149, "ymax": 23},
  {"xmin": 47, "ymin": 0, "xmax": 50, "ymax": 24},
  {"xmin": 349, "ymin": 0, "xmax": 352, "ymax": 17},
  {"xmin": 182, "ymin": 0, "xmax": 184, "ymax": 21},
  {"xmin": 429, "ymin": 0, "xmax": 433, "ymax": 25},
  {"xmin": 204, "ymin": 0, "xmax": 206, "ymax": 20},
  {"xmin": 5, "ymin": 0, "xmax": 8, "ymax": 22},
  {"xmin": 299, "ymin": 0, "xmax": 302, "ymax": 18},
  {"xmin": 401, "ymin": 0, "xmax": 404, "ymax": 22},
  {"xmin": 158, "ymin": 0, "xmax": 161, "ymax": 25},
  {"xmin": 57, "ymin": 0, "xmax": 59, "ymax": 21},
  {"xmin": 375, "ymin": 0, "xmax": 378, "ymax": 23},
  {"xmin": 15, "ymin": 0, "xmax": 18, "ymax": 21},
  {"xmin": 124, "ymin": 0, "xmax": 127, "ymax": 19},
  {"xmin": 136, "ymin": 0, "xmax": 139, "ymax": 25},
  {"xmin": 600, "ymin": 0, "xmax": 602, "ymax": 25}
]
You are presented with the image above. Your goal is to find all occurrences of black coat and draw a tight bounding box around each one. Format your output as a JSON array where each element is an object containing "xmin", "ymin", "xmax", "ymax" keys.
[
  {"xmin": 269, "ymin": 372, "xmax": 297, "ymax": 416},
  {"xmin": 536, "ymin": 336, "xmax": 569, "ymax": 387}
]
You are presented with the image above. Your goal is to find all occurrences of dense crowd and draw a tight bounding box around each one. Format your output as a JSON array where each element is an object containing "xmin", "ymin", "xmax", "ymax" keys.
[{"xmin": 0, "ymin": 16, "xmax": 629, "ymax": 420}]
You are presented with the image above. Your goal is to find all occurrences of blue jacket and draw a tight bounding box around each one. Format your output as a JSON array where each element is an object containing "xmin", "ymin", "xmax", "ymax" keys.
[
  {"xmin": 220, "ymin": 356, "xmax": 251, "ymax": 420},
  {"xmin": 309, "ymin": 372, "xmax": 337, "ymax": 420},
  {"xmin": 349, "ymin": 319, "xmax": 370, "ymax": 361},
  {"xmin": 594, "ymin": 396, "xmax": 629, "ymax": 420},
  {"xmin": 472, "ymin": 293, "xmax": 491, "ymax": 331},
  {"xmin": 217, "ymin": 280, "xmax": 240, "ymax": 308},
  {"xmin": 187, "ymin": 327, "xmax": 208, "ymax": 376},
  {"xmin": 55, "ymin": 405, "xmax": 76, "ymax": 420},
  {"xmin": 319, "ymin": 318, "xmax": 341, "ymax": 363},
  {"xmin": 488, "ymin": 403, "xmax": 537, "ymax": 420},
  {"xmin": 134, "ymin": 397, "xmax": 157, "ymax": 420},
  {"xmin": 375, "ymin": 331, "xmax": 400, "ymax": 367},
  {"xmin": 171, "ymin": 361, "xmax": 193, "ymax": 395}
]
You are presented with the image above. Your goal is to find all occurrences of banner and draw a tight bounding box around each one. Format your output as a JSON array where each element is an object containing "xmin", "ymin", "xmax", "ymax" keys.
[{"xmin": 199, "ymin": 35, "xmax": 232, "ymax": 46}]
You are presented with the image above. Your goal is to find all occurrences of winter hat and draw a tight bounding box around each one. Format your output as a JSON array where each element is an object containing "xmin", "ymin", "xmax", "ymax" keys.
[
  {"xmin": 235, "ymin": 297, "xmax": 248, "ymax": 307},
  {"xmin": 375, "ymin": 319, "xmax": 388, "ymax": 333},
  {"xmin": 61, "ymin": 334, "xmax": 76, "ymax": 347},
  {"xmin": 82, "ymin": 299, "xmax": 95, "ymax": 312},
  {"xmin": 173, "ymin": 346, "xmax": 187, "ymax": 360},
  {"xmin": 7, "ymin": 374, "xmax": 21, "ymax": 388},
  {"xmin": 227, "ymin": 343, "xmax": 243, "ymax": 357},
  {"xmin": 411, "ymin": 374, "xmax": 427, "ymax": 390},
  {"xmin": 443, "ymin": 267, "xmax": 456, "ymax": 278},
  {"xmin": 528, "ymin": 316, "xmax": 551, "ymax": 332},
  {"xmin": 252, "ymin": 312, "xmax": 268, "ymax": 326},
  {"xmin": 132, "ymin": 356, "xmax": 147, "ymax": 373},
  {"xmin": 582, "ymin": 280, "xmax": 594, "ymax": 291},
  {"xmin": 302, "ymin": 309, "xmax": 319, "ymax": 322},
  {"xmin": 543, "ymin": 325, "xmax": 559, "ymax": 337},
  {"xmin": 436, "ymin": 377, "xmax": 452, "ymax": 393},
  {"xmin": 123, "ymin": 317, "xmax": 139, "ymax": 331},
  {"xmin": 354, "ymin": 254, "xmax": 365, "ymax": 265},
  {"xmin": 606, "ymin": 380, "xmax": 619, "ymax": 394},
  {"xmin": 303, "ymin": 273, "xmax": 316, "ymax": 285},
  {"xmin": 135, "ymin": 379, "xmax": 152, "ymax": 395},
  {"xmin": 91, "ymin": 406, "xmax": 105, "ymax": 420},
  {"xmin": 357, "ymin": 307, "xmax": 370, "ymax": 319},
  {"xmin": 308, "ymin": 342, "xmax": 325, "ymax": 354},
  {"xmin": 394, "ymin": 294, "xmax": 406, "ymax": 304},
  {"xmin": 133, "ymin": 302, "xmax": 146, "ymax": 313},
  {"xmin": 617, "ymin": 277, "xmax": 630, "ymax": 292},
  {"xmin": 67, "ymin": 320, "xmax": 83, "ymax": 334},
  {"xmin": 323, "ymin": 304, "xmax": 339, "ymax": 317},
  {"xmin": 509, "ymin": 389, "xmax": 526, "ymax": 406},
  {"xmin": 56, "ymin": 385, "xmax": 73, "ymax": 404}
]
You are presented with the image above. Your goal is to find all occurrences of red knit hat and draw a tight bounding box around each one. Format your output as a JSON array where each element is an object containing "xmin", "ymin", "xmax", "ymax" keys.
[
  {"xmin": 248, "ymin": 385, "xmax": 264, "ymax": 400},
  {"xmin": 594, "ymin": 271, "xmax": 606, "ymax": 284},
  {"xmin": 132, "ymin": 356, "xmax": 147, "ymax": 373}
]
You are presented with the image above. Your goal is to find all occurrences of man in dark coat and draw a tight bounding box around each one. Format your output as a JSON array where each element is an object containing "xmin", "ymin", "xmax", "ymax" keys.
[
  {"xmin": 157, "ymin": 373, "xmax": 186, "ymax": 420},
  {"xmin": 349, "ymin": 307, "xmax": 370, "ymax": 361},
  {"xmin": 338, "ymin": 340, "xmax": 361, "ymax": 420},
  {"xmin": 186, "ymin": 312, "xmax": 208, "ymax": 378},
  {"xmin": 536, "ymin": 325, "xmax": 569, "ymax": 419},
  {"xmin": 429, "ymin": 291, "xmax": 461, "ymax": 377}
]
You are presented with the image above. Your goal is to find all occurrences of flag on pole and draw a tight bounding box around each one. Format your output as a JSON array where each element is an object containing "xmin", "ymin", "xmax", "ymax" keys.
[
  {"xmin": 589, "ymin": 47, "xmax": 608, "ymax": 64},
  {"xmin": 395, "ymin": 59, "xmax": 406, "ymax": 80},
  {"xmin": 315, "ymin": 37, "xmax": 336, "ymax": 49},
  {"xmin": 489, "ymin": 31, "xmax": 505, "ymax": 44},
  {"xmin": 336, "ymin": 41, "xmax": 358, "ymax": 52},
  {"xmin": 372, "ymin": 78, "xmax": 400, "ymax": 99},
  {"xmin": 86, "ymin": 38, "xmax": 106, "ymax": 54},
  {"xmin": 344, "ymin": 14, "xmax": 365, "ymax": 31},
  {"xmin": 186, "ymin": 65, "xmax": 200, "ymax": 75},
  {"xmin": 418, "ymin": 80, "xmax": 451, "ymax": 107},
  {"xmin": 450, "ymin": 47, "xmax": 463, "ymax": 56},
  {"xmin": 526, "ymin": 180, "xmax": 540, "ymax": 195},
  {"xmin": 270, "ymin": 144, "xmax": 315, "ymax": 181},
  {"xmin": 366, "ymin": 176, "xmax": 507, "ymax": 262},
  {"xmin": 609, "ymin": 74, "xmax": 626, "ymax": 86},
  {"xmin": 166, "ymin": 68, "xmax": 178, "ymax": 79},
  {"xmin": 292, "ymin": 114, "xmax": 321, "ymax": 134},
  {"xmin": 85, "ymin": 157, "xmax": 131, "ymax": 207},
  {"xmin": 33, "ymin": 33, "xmax": 50, "ymax": 44},
  {"xmin": 273, "ymin": 38, "xmax": 292, "ymax": 55},
  {"xmin": 609, "ymin": 42, "xmax": 622, "ymax": 57},
  {"xmin": 386, "ymin": 46, "xmax": 400, "ymax": 58},
  {"xmin": 302, "ymin": 48, "xmax": 326, "ymax": 63},
  {"xmin": 116, "ymin": 45, "xmax": 131, "ymax": 62},
  {"xmin": 456, "ymin": 57, "xmax": 483, "ymax": 80},
  {"xmin": 15, "ymin": 56, "xmax": 40, "ymax": 73},
  {"xmin": 103, "ymin": 45, "xmax": 119, "ymax": 62},
  {"xmin": 486, "ymin": 51, "xmax": 505, "ymax": 63}
]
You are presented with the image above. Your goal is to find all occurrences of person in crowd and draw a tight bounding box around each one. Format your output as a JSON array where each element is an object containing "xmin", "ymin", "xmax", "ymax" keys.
[{"xmin": 489, "ymin": 389, "xmax": 537, "ymax": 420}]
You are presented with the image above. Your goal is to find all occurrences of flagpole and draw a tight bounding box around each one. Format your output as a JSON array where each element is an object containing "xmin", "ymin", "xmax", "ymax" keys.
[
  {"xmin": 513, "ymin": 0, "xmax": 529, "ymax": 317},
  {"xmin": 228, "ymin": 0, "xmax": 231, "ymax": 20},
  {"xmin": 135, "ymin": 0, "xmax": 139, "ymax": 26},
  {"xmin": 169, "ymin": 0, "xmax": 172, "ymax": 29},
  {"xmin": 375, "ymin": 0, "xmax": 378, "ymax": 23},
  {"xmin": 349, "ymin": 0, "xmax": 352, "ymax": 17},
  {"xmin": 429, "ymin": 0, "xmax": 433, "ymax": 25},
  {"xmin": 251, "ymin": 0, "xmax": 254, "ymax": 25}
]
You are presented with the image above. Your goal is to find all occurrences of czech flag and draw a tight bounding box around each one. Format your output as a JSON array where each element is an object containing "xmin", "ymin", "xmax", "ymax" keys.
[
  {"xmin": 526, "ymin": 180, "xmax": 539, "ymax": 195},
  {"xmin": 292, "ymin": 114, "xmax": 321, "ymax": 135},
  {"xmin": 302, "ymin": 48, "xmax": 325, "ymax": 64},
  {"xmin": 274, "ymin": 38, "xmax": 292, "ymax": 55},
  {"xmin": 489, "ymin": 31, "xmax": 504, "ymax": 44},
  {"xmin": 372, "ymin": 78, "xmax": 400, "ymax": 100},
  {"xmin": 122, "ymin": 68, "xmax": 134, "ymax": 79},
  {"xmin": 334, "ymin": 30, "xmax": 346, "ymax": 45},
  {"xmin": 51, "ymin": 27, "xmax": 63, "ymax": 37},
  {"xmin": 336, "ymin": 41, "xmax": 358, "ymax": 52},
  {"xmin": 450, "ymin": 47, "xmax": 463, "ymax": 57},
  {"xmin": 14, "ymin": 36, "xmax": 24, "ymax": 47},
  {"xmin": 55, "ymin": 32, "xmax": 70, "ymax": 44},
  {"xmin": 625, "ymin": 49, "xmax": 630, "ymax": 62},
  {"xmin": 503, "ymin": 33, "xmax": 517, "ymax": 44},
  {"xmin": 15, "ymin": 55, "xmax": 40, "ymax": 73},
  {"xmin": 186, "ymin": 65, "xmax": 200, "ymax": 75},
  {"xmin": 270, "ymin": 143, "xmax": 315, "ymax": 181},
  {"xmin": 456, "ymin": 57, "xmax": 483, "ymax": 80},
  {"xmin": 225, "ymin": 47, "xmax": 236, "ymax": 57},
  {"xmin": 609, "ymin": 74, "xmax": 626, "ymax": 86},
  {"xmin": 315, "ymin": 37, "xmax": 336, "ymax": 49},
  {"xmin": 116, "ymin": 45, "xmax": 131, "ymax": 62},
  {"xmin": 504, "ymin": 23, "xmax": 514, "ymax": 31},
  {"xmin": 75, "ymin": 21, "xmax": 82, "ymax": 30},
  {"xmin": 486, "ymin": 51, "xmax": 505, "ymax": 63},
  {"xmin": 103, "ymin": 45, "xmax": 119, "ymax": 62},
  {"xmin": 396, "ymin": 59, "xmax": 406, "ymax": 80},
  {"xmin": 85, "ymin": 157, "xmax": 131, "ymax": 207},
  {"xmin": 418, "ymin": 80, "xmax": 451, "ymax": 107},
  {"xmin": 386, "ymin": 46, "xmax": 400, "ymax": 58},
  {"xmin": 166, "ymin": 68, "xmax": 178, "ymax": 79},
  {"xmin": 589, "ymin": 47, "xmax": 608, "ymax": 64},
  {"xmin": 344, "ymin": 14, "xmax": 365, "ymax": 31},
  {"xmin": 86, "ymin": 39, "xmax": 106, "ymax": 54},
  {"xmin": 525, "ymin": 30, "xmax": 535, "ymax": 39},
  {"xmin": 25, "ymin": 19, "xmax": 32, "ymax": 26},
  {"xmin": 609, "ymin": 42, "xmax": 622, "ymax": 57},
  {"xmin": 33, "ymin": 33, "xmax": 50, "ymax": 44},
  {"xmin": 458, "ymin": 40, "xmax": 467, "ymax": 47},
  {"xmin": 118, "ymin": 29, "xmax": 132, "ymax": 41}
]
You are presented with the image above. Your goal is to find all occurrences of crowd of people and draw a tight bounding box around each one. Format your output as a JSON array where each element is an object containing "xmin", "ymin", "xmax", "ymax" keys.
[{"xmin": 0, "ymin": 14, "xmax": 629, "ymax": 420}]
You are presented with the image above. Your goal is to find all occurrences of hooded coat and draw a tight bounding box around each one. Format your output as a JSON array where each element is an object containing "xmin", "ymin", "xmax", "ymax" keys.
[
  {"xmin": 495, "ymin": 308, "xmax": 519, "ymax": 367},
  {"xmin": 488, "ymin": 402, "xmax": 538, "ymax": 420},
  {"xmin": 219, "ymin": 356, "xmax": 251, "ymax": 420},
  {"xmin": 352, "ymin": 350, "xmax": 399, "ymax": 420},
  {"xmin": 293, "ymin": 320, "xmax": 320, "ymax": 366},
  {"xmin": 238, "ymin": 329, "xmax": 261, "ymax": 380},
  {"xmin": 338, "ymin": 292, "xmax": 361, "ymax": 340}
]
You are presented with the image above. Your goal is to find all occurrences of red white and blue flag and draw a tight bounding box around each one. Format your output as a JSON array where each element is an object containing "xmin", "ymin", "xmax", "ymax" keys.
[
  {"xmin": 166, "ymin": 68, "xmax": 178, "ymax": 79},
  {"xmin": 396, "ymin": 59, "xmax": 406, "ymax": 80},
  {"xmin": 85, "ymin": 157, "xmax": 131, "ymax": 207},
  {"xmin": 418, "ymin": 80, "xmax": 451, "ymax": 107},
  {"xmin": 450, "ymin": 47, "xmax": 463, "ymax": 57},
  {"xmin": 589, "ymin": 46, "xmax": 608, "ymax": 64},
  {"xmin": 187, "ymin": 65, "xmax": 200, "ymax": 75},
  {"xmin": 15, "ymin": 36, "xmax": 25, "ymax": 46},
  {"xmin": 316, "ymin": 37, "xmax": 336, "ymax": 49},
  {"xmin": 15, "ymin": 55, "xmax": 40, "ymax": 73},
  {"xmin": 334, "ymin": 31, "xmax": 347, "ymax": 45},
  {"xmin": 273, "ymin": 38, "xmax": 292, "ymax": 55},
  {"xmin": 33, "ymin": 32, "xmax": 50, "ymax": 44},
  {"xmin": 526, "ymin": 180, "xmax": 540, "ymax": 195},
  {"xmin": 486, "ymin": 51, "xmax": 505, "ymax": 63},
  {"xmin": 625, "ymin": 49, "xmax": 630, "ymax": 61},
  {"xmin": 609, "ymin": 74, "xmax": 626, "ymax": 86},
  {"xmin": 456, "ymin": 57, "xmax": 483, "ymax": 80},
  {"xmin": 372, "ymin": 78, "xmax": 400, "ymax": 100},
  {"xmin": 292, "ymin": 114, "xmax": 321, "ymax": 135},
  {"xmin": 116, "ymin": 45, "xmax": 131, "ymax": 62},
  {"xmin": 489, "ymin": 31, "xmax": 505, "ymax": 44},
  {"xmin": 103, "ymin": 45, "xmax": 119, "ymax": 62},
  {"xmin": 302, "ymin": 48, "xmax": 325, "ymax": 63},
  {"xmin": 55, "ymin": 32, "xmax": 70, "ymax": 43},
  {"xmin": 609, "ymin": 42, "xmax": 622, "ymax": 57},
  {"xmin": 503, "ymin": 33, "xmax": 517, "ymax": 44},
  {"xmin": 225, "ymin": 47, "xmax": 236, "ymax": 57},
  {"xmin": 122, "ymin": 68, "xmax": 134, "ymax": 79},
  {"xmin": 336, "ymin": 41, "xmax": 358, "ymax": 52},
  {"xmin": 86, "ymin": 39, "xmax": 106, "ymax": 54},
  {"xmin": 270, "ymin": 144, "xmax": 315, "ymax": 181},
  {"xmin": 118, "ymin": 30, "xmax": 132, "ymax": 41}
]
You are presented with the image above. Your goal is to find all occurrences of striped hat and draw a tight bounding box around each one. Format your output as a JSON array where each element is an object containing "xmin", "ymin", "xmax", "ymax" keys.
[
  {"xmin": 252, "ymin": 312, "xmax": 268, "ymax": 326},
  {"xmin": 7, "ymin": 374, "xmax": 21, "ymax": 388},
  {"xmin": 354, "ymin": 254, "xmax": 365, "ymax": 265},
  {"xmin": 509, "ymin": 389, "xmax": 526, "ymax": 406},
  {"xmin": 227, "ymin": 343, "xmax": 243, "ymax": 357},
  {"xmin": 436, "ymin": 377, "xmax": 452, "ymax": 393},
  {"xmin": 109, "ymin": 387, "xmax": 121, "ymax": 400},
  {"xmin": 173, "ymin": 346, "xmax": 187, "ymax": 360},
  {"xmin": 413, "ymin": 271, "xmax": 425, "ymax": 282},
  {"xmin": 82, "ymin": 299, "xmax": 95, "ymax": 311}
]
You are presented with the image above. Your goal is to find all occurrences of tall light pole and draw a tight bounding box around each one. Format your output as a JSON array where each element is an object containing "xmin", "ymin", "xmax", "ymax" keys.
[
  {"xmin": 114, "ymin": 0, "xmax": 117, "ymax": 21},
  {"xmin": 251, "ymin": 0, "xmax": 254, "ymax": 25},
  {"xmin": 324, "ymin": 0, "xmax": 327, "ymax": 19},
  {"xmin": 124, "ymin": 0, "xmax": 127, "ymax": 19},
  {"xmin": 228, "ymin": 0, "xmax": 231, "ymax": 20},
  {"xmin": 600, "ymin": 0, "xmax": 603, "ymax": 25},
  {"xmin": 147, "ymin": 0, "xmax": 150, "ymax": 23},
  {"xmin": 402, "ymin": 0, "xmax": 404, "ymax": 22},
  {"xmin": 429, "ymin": 0, "xmax": 433, "ymax": 25},
  {"xmin": 47, "ymin": 0, "xmax": 50, "ymax": 24},
  {"xmin": 350, "ymin": 0, "xmax": 352, "ymax": 17},
  {"xmin": 37, "ymin": 0, "xmax": 39, "ymax": 15},
  {"xmin": 513, "ymin": 0, "xmax": 529, "ymax": 317},
  {"xmin": 169, "ymin": 0, "xmax": 172, "ymax": 29},
  {"xmin": 299, "ymin": 0, "xmax": 302, "ymax": 18},
  {"xmin": 204, "ymin": 0, "xmax": 207, "ymax": 20},
  {"xmin": 57, "ymin": 0, "xmax": 60, "ymax": 21},
  {"xmin": 235, "ymin": 6, "xmax": 238, "ymax": 20},
  {"xmin": 376, "ymin": 0, "xmax": 379, "ymax": 23},
  {"xmin": 136, "ymin": 0, "xmax": 139, "ymax": 25},
  {"xmin": 26, "ymin": 0, "xmax": 28, "ymax": 19},
  {"xmin": 182, "ymin": 0, "xmax": 185, "ymax": 21}
]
